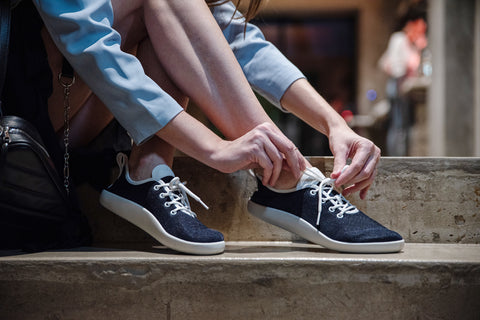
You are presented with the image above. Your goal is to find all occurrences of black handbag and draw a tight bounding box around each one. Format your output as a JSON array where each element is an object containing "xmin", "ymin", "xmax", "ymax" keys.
[{"xmin": 0, "ymin": 0, "xmax": 91, "ymax": 251}]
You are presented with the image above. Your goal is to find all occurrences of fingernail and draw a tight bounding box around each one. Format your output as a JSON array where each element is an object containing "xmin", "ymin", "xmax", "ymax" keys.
[{"xmin": 269, "ymin": 178, "xmax": 276, "ymax": 187}]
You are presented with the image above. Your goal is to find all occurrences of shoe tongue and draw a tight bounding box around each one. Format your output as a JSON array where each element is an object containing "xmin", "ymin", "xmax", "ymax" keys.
[
  {"xmin": 296, "ymin": 167, "xmax": 326, "ymax": 190},
  {"xmin": 151, "ymin": 164, "xmax": 175, "ymax": 182}
]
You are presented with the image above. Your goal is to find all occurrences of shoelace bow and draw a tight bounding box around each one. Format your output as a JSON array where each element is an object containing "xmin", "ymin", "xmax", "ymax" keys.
[
  {"xmin": 153, "ymin": 177, "xmax": 209, "ymax": 217},
  {"xmin": 302, "ymin": 167, "xmax": 359, "ymax": 225}
]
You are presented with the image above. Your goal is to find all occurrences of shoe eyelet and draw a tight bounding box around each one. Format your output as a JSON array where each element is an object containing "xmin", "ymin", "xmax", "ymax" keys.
[
  {"xmin": 337, "ymin": 213, "xmax": 344, "ymax": 219},
  {"xmin": 328, "ymin": 207, "xmax": 335, "ymax": 213},
  {"xmin": 310, "ymin": 190, "xmax": 317, "ymax": 196},
  {"xmin": 159, "ymin": 193, "xmax": 166, "ymax": 199},
  {"xmin": 164, "ymin": 202, "xmax": 171, "ymax": 208},
  {"xmin": 153, "ymin": 185, "xmax": 160, "ymax": 191}
]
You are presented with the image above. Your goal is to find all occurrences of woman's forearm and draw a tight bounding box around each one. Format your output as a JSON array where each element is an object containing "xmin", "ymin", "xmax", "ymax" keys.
[
  {"xmin": 280, "ymin": 78, "xmax": 381, "ymax": 198},
  {"xmin": 155, "ymin": 111, "xmax": 222, "ymax": 169},
  {"xmin": 280, "ymin": 78, "xmax": 350, "ymax": 137},
  {"xmin": 156, "ymin": 110, "xmax": 305, "ymax": 186}
]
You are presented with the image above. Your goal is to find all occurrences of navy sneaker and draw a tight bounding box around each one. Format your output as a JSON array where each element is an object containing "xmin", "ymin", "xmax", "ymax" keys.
[
  {"xmin": 248, "ymin": 167, "xmax": 404, "ymax": 253},
  {"xmin": 100, "ymin": 153, "xmax": 225, "ymax": 255}
]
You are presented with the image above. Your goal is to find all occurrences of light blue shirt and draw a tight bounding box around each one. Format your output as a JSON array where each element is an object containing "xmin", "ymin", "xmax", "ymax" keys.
[
  {"xmin": 213, "ymin": 2, "xmax": 304, "ymax": 109},
  {"xmin": 33, "ymin": 0, "xmax": 305, "ymax": 145}
]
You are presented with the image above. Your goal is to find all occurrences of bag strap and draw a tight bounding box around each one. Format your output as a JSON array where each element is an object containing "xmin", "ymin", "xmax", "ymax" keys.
[
  {"xmin": 58, "ymin": 67, "xmax": 75, "ymax": 193},
  {"xmin": 1, "ymin": 0, "xmax": 75, "ymax": 193},
  {"xmin": 0, "ymin": 0, "xmax": 11, "ymax": 116}
]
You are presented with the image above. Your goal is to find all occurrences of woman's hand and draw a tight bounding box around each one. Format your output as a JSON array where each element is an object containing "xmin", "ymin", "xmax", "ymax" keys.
[
  {"xmin": 328, "ymin": 126, "xmax": 381, "ymax": 200},
  {"xmin": 210, "ymin": 122, "xmax": 307, "ymax": 186},
  {"xmin": 158, "ymin": 113, "xmax": 306, "ymax": 187},
  {"xmin": 280, "ymin": 79, "xmax": 381, "ymax": 199}
]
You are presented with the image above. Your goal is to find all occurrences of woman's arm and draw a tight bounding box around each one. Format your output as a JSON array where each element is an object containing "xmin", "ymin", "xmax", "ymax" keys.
[
  {"xmin": 157, "ymin": 111, "xmax": 303, "ymax": 186},
  {"xmin": 281, "ymin": 79, "xmax": 381, "ymax": 199},
  {"xmin": 33, "ymin": 0, "xmax": 183, "ymax": 145},
  {"xmin": 214, "ymin": 2, "xmax": 380, "ymax": 197},
  {"xmin": 213, "ymin": 1, "xmax": 305, "ymax": 109}
]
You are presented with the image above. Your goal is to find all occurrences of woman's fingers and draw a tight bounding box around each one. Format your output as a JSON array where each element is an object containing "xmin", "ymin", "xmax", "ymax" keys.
[
  {"xmin": 333, "ymin": 139, "xmax": 380, "ymax": 197},
  {"xmin": 342, "ymin": 167, "xmax": 377, "ymax": 199},
  {"xmin": 257, "ymin": 123, "xmax": 305, "ymax": 181},
  {"xmin": 234, "ymin": 122, "xmax": 304, "ymax": 186},
  {"xmin": 252, "ymin": 130, "xmax": 283, "ymax": 186}
]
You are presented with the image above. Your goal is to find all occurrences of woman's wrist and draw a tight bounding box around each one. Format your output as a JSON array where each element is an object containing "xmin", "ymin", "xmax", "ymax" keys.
[
  {"xmin": 204, "ymin": 139, "xmax": 232, "ymax": 173},
  {"xmin": 324, "ymin": 114, "xmax": 352, "ymax": 139},
  {"xmin": 156, "ymin": 111, "xmax": 226, "ymax": 168}
]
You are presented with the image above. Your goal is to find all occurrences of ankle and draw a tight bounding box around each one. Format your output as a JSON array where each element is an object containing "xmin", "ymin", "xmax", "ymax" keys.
[
  {"xmin": 128, "ymin": 155, "xmax": 168, "ymax": 181},
  {"xmin": 128, "ymin": 136, "xmax": 175, "ymax": 181}
]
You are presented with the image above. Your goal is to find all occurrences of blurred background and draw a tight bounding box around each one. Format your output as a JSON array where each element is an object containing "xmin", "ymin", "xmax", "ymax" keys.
[{"xmin": 238, "ymin": 0, "xmax": 480, "ymax": 157}]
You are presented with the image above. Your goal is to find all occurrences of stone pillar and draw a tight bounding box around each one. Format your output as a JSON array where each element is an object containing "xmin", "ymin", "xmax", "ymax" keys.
[
  {"xmin": 428, "ymin": 0, "xmax": 480, "ymax": 156},
  {"xmin": 475, "ymin": 0, "xmax": 480, "ymax": 156}
]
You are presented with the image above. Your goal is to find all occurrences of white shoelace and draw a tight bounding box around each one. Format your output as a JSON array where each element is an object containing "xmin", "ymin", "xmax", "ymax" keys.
[
  {"xmin": 302, "ymin": 167, "xmax": 359, "ymax": 225},
  {"xmin": 153, "ymin": 177, "xmax": 209, "ymax": 217}
]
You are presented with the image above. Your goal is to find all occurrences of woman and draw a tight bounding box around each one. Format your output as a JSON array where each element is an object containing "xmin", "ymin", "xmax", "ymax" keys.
[
  {"xmin": 34, "ymin": 0, "xmax": 403, "ymax": 254},
  {"xmin": 379, "ymin": 6, "xmax": 427, "ymax": 156}
]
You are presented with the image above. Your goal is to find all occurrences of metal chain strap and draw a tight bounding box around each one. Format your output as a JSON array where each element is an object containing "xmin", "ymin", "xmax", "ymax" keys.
[{"xmin": 58, "ymin": 73, "xmax": 75, "ymax": 194}]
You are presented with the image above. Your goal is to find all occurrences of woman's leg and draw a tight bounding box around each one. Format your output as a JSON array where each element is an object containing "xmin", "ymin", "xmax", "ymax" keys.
[
  {"xmin": 128, "ymin": 39, "xmax": 189, "ymax": 180},
  {"xmin": 45, "ymin": 34, "xmax": 188, "ymax": 180},
  {"xmin": 140, "ymin": 0, "xmax": 306, "ymax": 187},
  {"xmin": 44, "ymin": 0, "xmax": 149, "ymax": 147},
  {"xmin": 44, "ymin": 0, "xmax": 185, "ymax": 179},
  {"xmin": 142, "ymin": 0, "xmax": 269, "ymax": 140},
  {"xmin": 111, "ymin": 0, "xmax": 303, "ymax": 185},
  {"xmin": 46, "ymin": 0, "xmax": 302, "ymax": 186},
  {"xmin": 42, "ymin": 27, "xmax": 114, "ymax": 148}
]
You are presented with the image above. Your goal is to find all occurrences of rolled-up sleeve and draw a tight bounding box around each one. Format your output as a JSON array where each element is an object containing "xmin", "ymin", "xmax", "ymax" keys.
[
  {"xmin": 33, "ymin": 0, "xmax": 183, "ymax": 145},
  {"xmin": 213, "ymin": 1, "xmax": 305, "ymax": 110}
]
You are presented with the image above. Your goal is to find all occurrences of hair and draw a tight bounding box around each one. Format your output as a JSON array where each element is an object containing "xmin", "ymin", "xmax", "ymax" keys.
[
  {"xmin": 206, "ymin": 0, "xmax": 265, "ymax": 23},
  {"xmin": 395, "ymin": 1, "xmax": 427, "ymax": 31}
]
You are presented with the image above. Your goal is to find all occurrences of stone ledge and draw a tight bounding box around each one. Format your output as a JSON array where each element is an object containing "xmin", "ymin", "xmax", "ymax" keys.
[
  {"xmin": 0, "ymin": 243, "xmax": 479, "ymax": 320},
  {"xmin": 1, "ymin": 242, "xmax": 479, "ymax": 263}
]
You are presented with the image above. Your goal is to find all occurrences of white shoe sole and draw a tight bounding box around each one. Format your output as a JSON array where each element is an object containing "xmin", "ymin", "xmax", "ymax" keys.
[
  {"xmin": 248, "ymin": 201, "xmax": 404, "ymax": 253},
  {"xmin": 100, "ymin": 190, "xmax": 225, "ymax": 255}
]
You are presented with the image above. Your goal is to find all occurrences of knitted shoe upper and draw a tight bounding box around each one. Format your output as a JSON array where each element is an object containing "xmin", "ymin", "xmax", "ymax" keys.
[
  {"xmin": 250, "ymin": 168, "xmax": 403, "ymax": 243},
  {"xmin": 106, "ymin": 162, "xmax": 223, "ymax": 244}
]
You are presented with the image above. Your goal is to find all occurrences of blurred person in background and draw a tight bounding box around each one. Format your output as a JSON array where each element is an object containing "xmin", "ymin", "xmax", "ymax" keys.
[{"xmin": 379, "ymin": 3, "xmax": 427, "ymax": 156}]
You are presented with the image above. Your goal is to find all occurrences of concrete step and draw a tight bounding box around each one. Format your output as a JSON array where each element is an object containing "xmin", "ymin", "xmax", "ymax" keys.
[
  {"xmin": 0, "ymin": 242, "xmax": 479, "ymax": 320},
  {"xmin": 79, "ymin": 157, "xmax": 480, "ymax": 246}
]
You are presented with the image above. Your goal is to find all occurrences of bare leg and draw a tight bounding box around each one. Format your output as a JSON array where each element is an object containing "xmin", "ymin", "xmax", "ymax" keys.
[
  {"xmin": 42, "ymin": 28, "xmax": 114, "ymax": 147},
  {"xmin": 46, "ymin": 0, "xmax": 304, "ymax": 186},
  {"xmin": 113, "ymin": 0, "xmax": 304, "ymax": 185},
  {"xmin": 45, "ymin": 37, "xmax": 188, "ymax": 180},
  {"xmin": 141, "ymin": 0, "xmax": 307, "ymax": 187},
  {"xmin": 128, "ymin": 39, "xmax": 189, "ymax": 180},
  {"xmin": 42, "ymin": 0, "xmax": 147, "ymax": 147},
  {"xmin": 143, "ymin": 0, "xmax": 269, "ymax": 139},
  {"xmin": 45, "ymin": 1, "xmax": 185, "ymax": 180}
]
